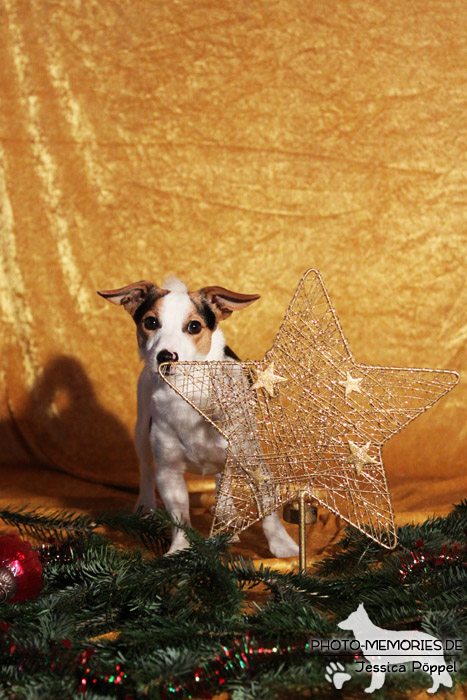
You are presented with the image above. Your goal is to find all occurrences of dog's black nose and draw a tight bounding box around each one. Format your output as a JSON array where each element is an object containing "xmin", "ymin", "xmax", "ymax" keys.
[{"xmin": 157, "ymin": 349, "xmax": 179, "ymax": 364}]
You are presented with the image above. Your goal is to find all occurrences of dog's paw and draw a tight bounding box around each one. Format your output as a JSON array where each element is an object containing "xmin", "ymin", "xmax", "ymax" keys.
[
  {"xmin": 325, "ymin": 662, "xmax": 351, "ymax": 689},
  {"xmin": 166, "ymin": 535, "xmax": 191, "ymax": 555}
]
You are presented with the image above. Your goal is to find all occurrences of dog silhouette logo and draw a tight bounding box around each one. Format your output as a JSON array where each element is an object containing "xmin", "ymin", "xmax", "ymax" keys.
[{"xmin": 331, "ymin": 603, "xmax": 453, "ymax": 694}]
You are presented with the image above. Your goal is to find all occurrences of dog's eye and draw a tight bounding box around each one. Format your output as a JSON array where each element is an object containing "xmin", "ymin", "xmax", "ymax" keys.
[
  {"xmin": 143, "ymin": 316, "xmax": 159, "ymax": 331},
  {"xmin": 187, "ymin": 320, "xmax": 202, "ymax": 335}
]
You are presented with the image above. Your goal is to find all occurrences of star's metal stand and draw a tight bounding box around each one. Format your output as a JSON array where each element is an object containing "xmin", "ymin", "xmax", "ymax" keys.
[{"xmin": 283, "ymin": 493, "xmax": 317, "ymax": 573}]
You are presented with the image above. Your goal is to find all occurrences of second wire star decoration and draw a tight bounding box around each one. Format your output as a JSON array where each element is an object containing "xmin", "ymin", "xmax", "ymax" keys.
[{"xmin": 160, "ymin": 270, "xmax": 459, "ymax": 549}]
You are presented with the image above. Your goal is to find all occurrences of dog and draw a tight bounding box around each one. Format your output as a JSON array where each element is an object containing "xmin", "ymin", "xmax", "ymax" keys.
[
  {"xmin": 98, "ymin": 277, "xmax": 299, "ymax": 557},
  {"xmin": 338, "ymin": 603, "xmax": 453, "ymax": 693}
]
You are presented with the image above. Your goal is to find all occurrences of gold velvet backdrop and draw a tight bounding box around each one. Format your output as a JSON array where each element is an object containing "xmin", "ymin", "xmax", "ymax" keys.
[{"xmin": 1, "ymin": 0, "xmax": 466, "ymax": 520}]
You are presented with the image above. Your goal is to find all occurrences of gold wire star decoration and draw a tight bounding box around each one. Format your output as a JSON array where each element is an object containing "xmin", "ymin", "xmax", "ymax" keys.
[{"xmin": 159, "ymin": 269, "xmax": 459, "ymax": 549}]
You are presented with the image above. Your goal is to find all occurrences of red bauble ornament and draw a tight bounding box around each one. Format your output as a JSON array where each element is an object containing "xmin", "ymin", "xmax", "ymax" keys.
[{"xmin": 0, "ymin": 534, "xmax": 43, "ymax": 603}]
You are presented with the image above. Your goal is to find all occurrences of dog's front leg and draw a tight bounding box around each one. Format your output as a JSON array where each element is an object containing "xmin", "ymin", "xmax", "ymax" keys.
[
  {"xmin": 262, "ymin": 511, "xmax": 299, "ymax": 558},
  {"xmin": 134, "ymin": 368, "xmax": 158, "ymax": 512},
  {"xmin": 156, "ymin": 464, "xmax": 191, "ymax": 553}
]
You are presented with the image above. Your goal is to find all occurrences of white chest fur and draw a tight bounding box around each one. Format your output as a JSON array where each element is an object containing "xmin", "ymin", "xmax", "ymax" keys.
[{"xmin": 150, "ymin": 379, "xmax": 227, "ymax": 475}]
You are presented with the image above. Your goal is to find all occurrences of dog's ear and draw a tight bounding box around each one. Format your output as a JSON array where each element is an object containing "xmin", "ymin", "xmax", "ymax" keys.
[
  {"xmin": 200, "ymin": 286, "xmax": 260, "ymax": 320},
  {"xmin": 97, "ymin": 281, "xmax": 159, "ymax": 316}
]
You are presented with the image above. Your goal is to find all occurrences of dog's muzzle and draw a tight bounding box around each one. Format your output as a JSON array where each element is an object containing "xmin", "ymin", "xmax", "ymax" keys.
[{"xmin": 157, "ymin": 349, "xmax": 178, "ymax": 376}]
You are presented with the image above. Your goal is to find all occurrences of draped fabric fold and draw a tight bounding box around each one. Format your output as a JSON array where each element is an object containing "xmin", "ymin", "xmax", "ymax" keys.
[{"xmin": 0, "ymin": 0, "xmax": 465, "ymax": 526}]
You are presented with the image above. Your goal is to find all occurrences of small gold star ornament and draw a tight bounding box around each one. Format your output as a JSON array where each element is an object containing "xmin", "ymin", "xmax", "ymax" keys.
[
  {"xmin": 251, "ymin": 361, "xmax": 288, "ymax": 396},
  {"xmin": 160, "ymin": 270, "xmax": 459, "ymax": 549},
  {"xmin": 339, "ymin": 372, "xmax": 363, "ymax": 399},
  {"xmin": 346, "ymin": 440, "xmax": 377, "ymax": 475}
]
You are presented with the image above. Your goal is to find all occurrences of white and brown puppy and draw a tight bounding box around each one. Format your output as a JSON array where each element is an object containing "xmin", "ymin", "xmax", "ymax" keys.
[{"xmin": 98, "ymin": 277, "xmax": 299, "ymax": 557}]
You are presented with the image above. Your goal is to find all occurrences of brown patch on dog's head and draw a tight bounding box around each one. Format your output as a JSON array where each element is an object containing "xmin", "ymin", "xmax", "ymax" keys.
[
  {"xmin": 184, "ymin": 286, "xmax": 261, "ymax": 355},
  {"xmin": 182, "ymin": 297, "xmax": 215, "ymax": 355},
  {"xmin": 135, "ymin": 294, "xmax": 171, "ymax": 350}
]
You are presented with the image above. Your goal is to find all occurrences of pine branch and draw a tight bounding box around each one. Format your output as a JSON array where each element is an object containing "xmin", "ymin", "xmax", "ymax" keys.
[
  {"xmin": 0, "ymin": 502, "xmax": 466, "ymax": 698},
  {"xmin": 0, "ymin": 506, "xmax": 96, "ymax": 541},
  {"xmin": 94, "ymin": 508, "xmax": 171, "ymax": 553}
]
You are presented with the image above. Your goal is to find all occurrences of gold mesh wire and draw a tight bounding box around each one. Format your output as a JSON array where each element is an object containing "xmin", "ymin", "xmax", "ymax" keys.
[{"xmin": 160, "ymin": 269, "xmax": 459, "ymax": 549}]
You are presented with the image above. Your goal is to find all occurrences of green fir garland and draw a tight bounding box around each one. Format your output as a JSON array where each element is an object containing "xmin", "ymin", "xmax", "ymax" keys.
[{"xmin": 0, "ymin": 503, "xmax": 466, "ymax": 699}]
